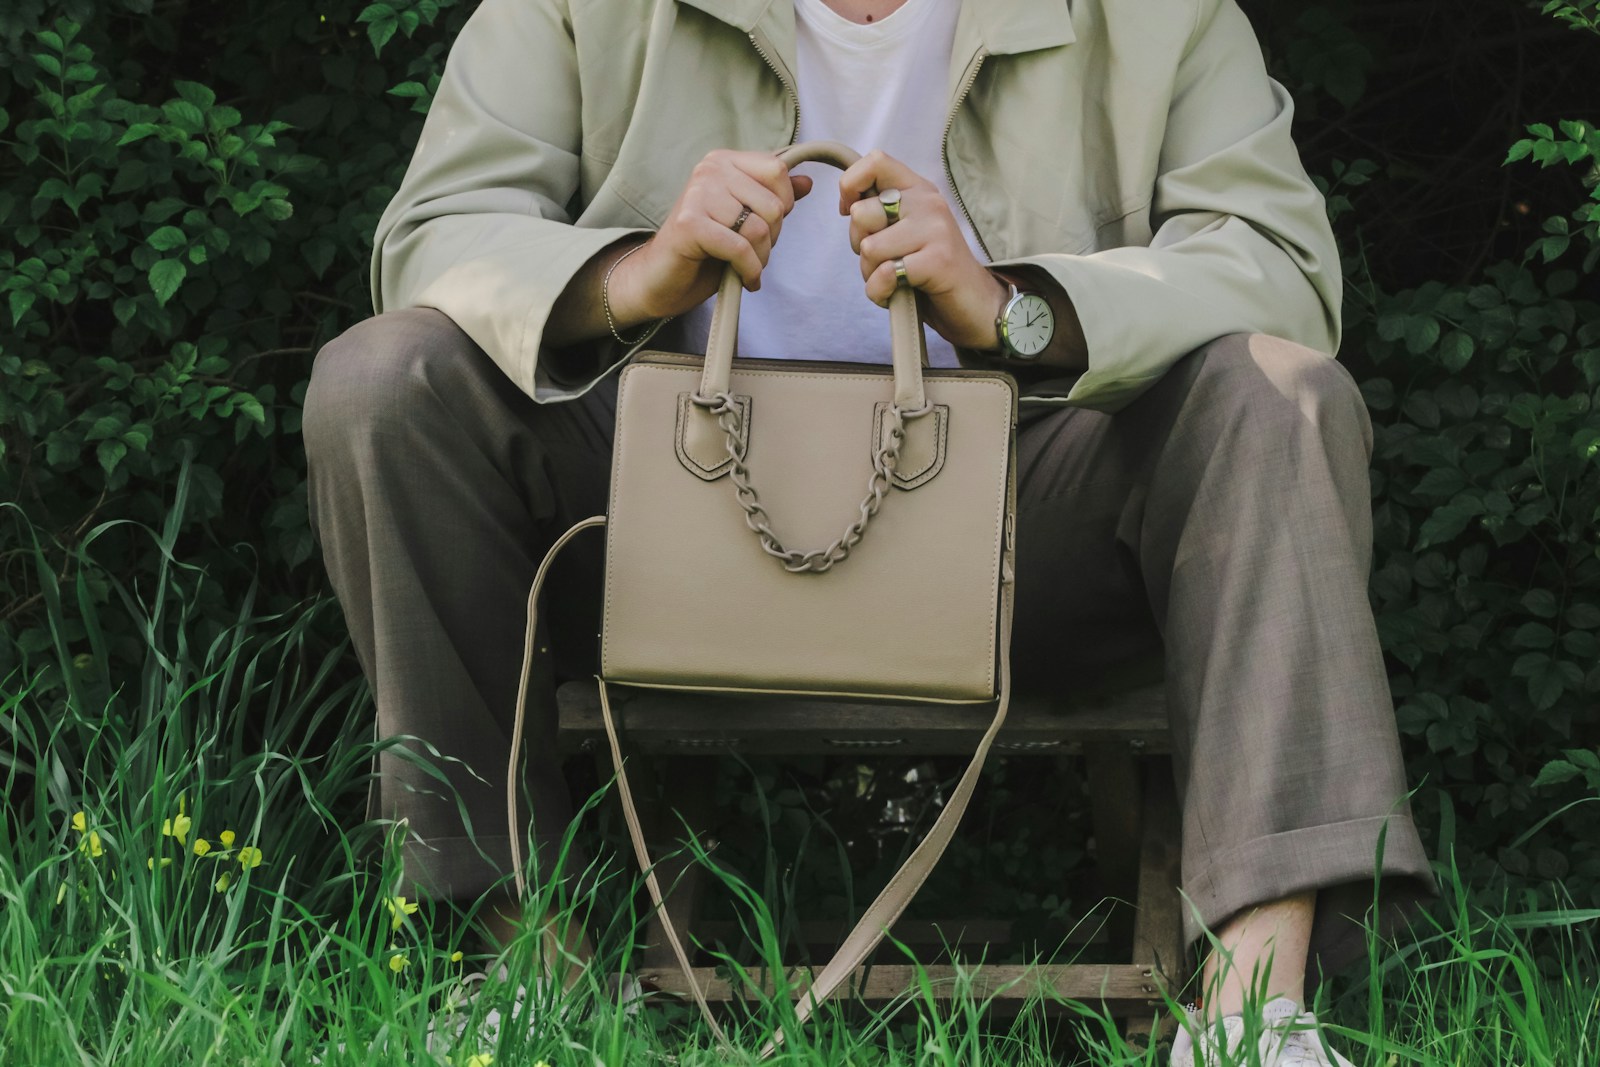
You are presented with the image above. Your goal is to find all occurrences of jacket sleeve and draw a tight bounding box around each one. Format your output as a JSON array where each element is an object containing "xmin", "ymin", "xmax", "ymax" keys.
[
  {"xmin": 370, "ymin": 0, "xmax": 649, "ymax": 399},
  {"xmin": 995, "ymin": 0, "xmax": 1342, "ymax": 413}
]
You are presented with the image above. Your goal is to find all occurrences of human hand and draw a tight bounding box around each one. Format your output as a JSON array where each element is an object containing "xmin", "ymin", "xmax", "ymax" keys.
[
  {"xmin": 608, "ymin": 149, "xmax": 812, "ymax": 322},
  {"xmin": 838, "ymin": 150, "xmax": 1007, "ymax": 351}
]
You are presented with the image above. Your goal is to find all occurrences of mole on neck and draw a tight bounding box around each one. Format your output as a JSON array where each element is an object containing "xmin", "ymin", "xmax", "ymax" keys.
[{"xmin": 819, "ymin": 0, "xmax": 912, "ymax": 25}]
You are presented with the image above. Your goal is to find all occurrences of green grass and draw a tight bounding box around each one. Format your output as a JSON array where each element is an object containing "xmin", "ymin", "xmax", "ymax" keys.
[{"xmin": 2, "ymin": 496, "xmax": 1597, "ymax": 1065}]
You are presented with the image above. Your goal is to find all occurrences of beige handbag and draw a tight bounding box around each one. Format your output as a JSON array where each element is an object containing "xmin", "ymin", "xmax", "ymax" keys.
[{"xmin": 507, "ymin": 141, "xmax": 1019, "ymax": 1055}]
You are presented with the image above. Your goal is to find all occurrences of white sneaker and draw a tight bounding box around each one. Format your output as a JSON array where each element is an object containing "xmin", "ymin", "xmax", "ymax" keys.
[
  {"xmin": 431, "ymin": 969, "xmax": 645, "ymax": 1056},
  {"xmin": 1170, "ymin": 997, "xmax": 1358, "ymax": 1067}
]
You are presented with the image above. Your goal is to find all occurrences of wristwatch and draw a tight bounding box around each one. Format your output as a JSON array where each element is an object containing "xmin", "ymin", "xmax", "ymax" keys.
[{"xmin": 995, "ymin": 280, "xmax": 1055, "ymax": 360}]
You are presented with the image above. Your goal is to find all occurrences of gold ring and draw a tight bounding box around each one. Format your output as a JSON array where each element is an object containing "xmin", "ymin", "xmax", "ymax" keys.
[
  {"xmin": 730, "ymin": 205, "xmax": 753, "ymax": 233},
  {"xmin": 893, "ymin": 258, "xmax": 909, "ymax": 287},
  {"xmin": 878, "ymin": 188, "xmax": 902, "ymax": 225}
]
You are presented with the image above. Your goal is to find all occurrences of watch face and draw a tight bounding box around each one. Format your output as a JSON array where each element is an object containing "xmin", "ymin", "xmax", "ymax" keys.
[{"xmin": 1003, "ymin": 293, "xmax": 1054, "ymax": 358}]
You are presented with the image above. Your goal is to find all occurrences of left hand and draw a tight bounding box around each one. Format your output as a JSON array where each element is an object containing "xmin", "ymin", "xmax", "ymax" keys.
[{"xmin": 838, "ymin": 150, "xmax": 1007, "ymax": 352}]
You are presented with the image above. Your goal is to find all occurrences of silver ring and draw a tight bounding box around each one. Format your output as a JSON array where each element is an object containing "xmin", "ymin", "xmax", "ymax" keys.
[
  {"xmin": 730, "ymin": 205, "xmax": 752, "ymax": 233},
  {"xmin": 893, "ymin": 257, "xmax": 909, "ymax": 287},
  {"xmin": 878, "ymin": 188, "xmax": 902, "ymax": 225}
]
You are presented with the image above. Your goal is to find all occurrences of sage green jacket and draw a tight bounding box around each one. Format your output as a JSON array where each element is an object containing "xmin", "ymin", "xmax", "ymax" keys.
[{"xmin": 371, "ymin": 0, "xmax": 1341, "ymax": 412}]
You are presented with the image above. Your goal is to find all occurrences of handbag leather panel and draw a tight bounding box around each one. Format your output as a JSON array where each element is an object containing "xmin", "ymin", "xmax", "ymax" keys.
[{"xmin": 602, "ymin": 357, "xmax": 1015, "ymax": 702}]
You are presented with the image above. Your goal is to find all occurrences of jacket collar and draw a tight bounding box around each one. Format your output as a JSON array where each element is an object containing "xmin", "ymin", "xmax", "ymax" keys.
[{"xmin": 674, "ymin": 0, "xmax": 1076, "ymax": 56}]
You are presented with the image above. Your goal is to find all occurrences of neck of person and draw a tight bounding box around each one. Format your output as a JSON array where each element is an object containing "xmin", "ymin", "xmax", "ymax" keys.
[{"xmin": 819, "ymin": 0, "xmax": 912, "ymax": 24}]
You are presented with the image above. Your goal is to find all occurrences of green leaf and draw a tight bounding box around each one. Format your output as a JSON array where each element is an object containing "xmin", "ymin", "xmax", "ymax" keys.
[
  {"xmin": 367, "ymin": 19, "xmax": 399, "ymax": 55},
  {"xmin": 161, "ymin": 99, "xmax": 205, "ymax": 132},
  {"xmin": 9, "ymin": 290, "xmax": 36, "ymax": 325},
  {"xmin": 35, "ymin": 53, "xmax": 62, "ymax": 77},
  {"xmin": 1532, "ymin": 758, "xmax": 1578, "ymax": 789},
  {"xmin": 1522, "ymin": 589, "xmax": 1559, "ymax": 618},
  {"xmin": 96, "ymin": 439, "xmax": 127, "ymax": 476},
  {"xmin": 1559, "ymin": 119, "xmax": 1591, "ymax": 142},
  {"xmin": 1417, "ymin": 502, "xmax": 1478, "ymax": 548},
  {"xmin": 1566, "ymin": 603, "xmax": 1600, "ymax": 630},
  {"xmin": 85, "ymin": 414, "xmax": 123, "ymax": 441},
  {"xmin": 1402, "ymin": 392, "xmax": 1440, "ymax": 429},
  {"xmin": 118, "ymin": 122, "xmax": 164, "ymax": 146},
  {"xmin": 1512, "ymin": 622, "xmax": 1555, "ymax": 649},
  {"xmin": 1505, "ymin": 140, "xmax": 1535, "ymax": 164},
  {"xmin": 148, "ymin": 258, "xmax": 186, "ymax": 306},
  {"xmin": 147, "ymin": 225, "xmax": 186, "ymax": 252},
  {"xmin": 1440, "ymin": 330, "xmax": 1475, "ymax": 371},
  {"xmin": 1413, "ymin": 468, "xmax": 1466, "ymax": 499},
  {"xmin": 1404, "ymin": 315, "xmax": 1441, "ymax": 354},
  {"xmin": 1529, "ymin": 660, "xmax": 1575, "ymax": 711},
  {"xmin": 301, "ymin": 236, "xmax": 335, "ymax": 278},
  {"xmin": 173, "ymin": 80, "xmax": 216, "ymax": 110},
  {"xmin": 236, "ymin": 394, "xmax": 266, "ymax": 425}
]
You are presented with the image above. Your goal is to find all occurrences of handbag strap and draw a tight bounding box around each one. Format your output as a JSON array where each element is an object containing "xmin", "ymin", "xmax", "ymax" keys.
[
  {"xmin": 507, "ymin": 515, "xmax": 735, "ymax": 1051},
  {"xmin": 508, "ymin": 514, "xmax": 1016, "ymax": 1058}
]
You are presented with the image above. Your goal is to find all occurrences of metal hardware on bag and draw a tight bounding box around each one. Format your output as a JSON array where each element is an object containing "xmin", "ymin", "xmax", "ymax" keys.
[{"xmin": 689, "ymin": 389, "xmax": 933, "ymax": 574}]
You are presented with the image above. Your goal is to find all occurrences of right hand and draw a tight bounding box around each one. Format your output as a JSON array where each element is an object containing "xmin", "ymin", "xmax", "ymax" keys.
[{"xmin": 607, "ymin": 149, "xmax": 812, "ymax": 322}]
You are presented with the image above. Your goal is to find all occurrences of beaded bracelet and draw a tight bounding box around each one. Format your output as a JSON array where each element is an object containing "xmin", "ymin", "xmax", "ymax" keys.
[{"xmin": 603, "ymin": 242, "xmax": 672, "ymax": 346}]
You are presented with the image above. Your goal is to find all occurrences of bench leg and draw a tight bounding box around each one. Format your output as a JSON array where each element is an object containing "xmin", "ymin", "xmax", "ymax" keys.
[
  {"xmin": 626, "ymin": 755, "xmax": 718, "ymax": 972},
  {"xmin": 1085, "ymin": 743, "xmax": 1143, "ymax": 953},
  {"xmin": 1125, "ymin": 755, "xmax": 1186, "ymax": 1044}
]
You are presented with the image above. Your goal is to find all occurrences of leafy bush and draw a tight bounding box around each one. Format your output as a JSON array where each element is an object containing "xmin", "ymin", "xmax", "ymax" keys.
[{"xmin": 2, "ymin": 0, "xmax": 1598, "ymax": 959}]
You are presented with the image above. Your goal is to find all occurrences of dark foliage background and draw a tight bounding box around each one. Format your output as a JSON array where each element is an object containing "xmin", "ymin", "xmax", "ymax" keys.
[{"xmin": 2, "ymin": 0, "xmax": 1597, "ymax": 961}]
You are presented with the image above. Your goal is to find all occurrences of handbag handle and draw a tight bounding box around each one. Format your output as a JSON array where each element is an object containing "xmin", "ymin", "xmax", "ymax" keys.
[{"xmin": 696, "ymin": 140, "xmax": 929, "ymax": 413}]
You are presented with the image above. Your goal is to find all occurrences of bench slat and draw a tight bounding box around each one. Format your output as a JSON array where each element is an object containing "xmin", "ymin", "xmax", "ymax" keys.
[
  {"xmin": 634, "ymin": 962, "xmax": 1164, "ymax": 1007},
  {"xmin": 557, "ymin": 681, "xmax": 1170, "ymax": 756}
]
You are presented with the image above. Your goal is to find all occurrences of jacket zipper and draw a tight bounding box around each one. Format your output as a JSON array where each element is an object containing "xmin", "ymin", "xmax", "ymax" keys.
[
  {"xmin": 942, "ymin": 47, "xmax": 992, "ymax": 262},
  {"xmin": 748, "ymin": 32, "xmax": 801, "ymax": 146}
]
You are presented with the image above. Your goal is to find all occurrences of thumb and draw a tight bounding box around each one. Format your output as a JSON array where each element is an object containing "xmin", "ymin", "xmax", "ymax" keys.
[{"xmin": 790, "ymin": 174, "xmax": 814, "ymax": 201}]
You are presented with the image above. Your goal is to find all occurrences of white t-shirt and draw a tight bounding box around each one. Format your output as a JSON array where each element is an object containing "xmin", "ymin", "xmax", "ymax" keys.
[{"xmin": 680, "ymin": 0, "xmax": 984, "ymax": 368}]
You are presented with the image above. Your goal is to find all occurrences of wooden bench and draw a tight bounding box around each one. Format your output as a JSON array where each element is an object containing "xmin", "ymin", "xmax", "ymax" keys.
[{"xmin": 557, "ymin": 671, "xmax": 1188, "ymax": 1034}]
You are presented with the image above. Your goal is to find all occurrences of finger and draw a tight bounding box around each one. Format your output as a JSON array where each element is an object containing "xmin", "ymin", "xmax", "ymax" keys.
[
  {"xmin": 865, "ymin": 250, "xmax": 919, "ymax": 308},
  {"xmin": 848, "ymin": 195, "xmax": 893, "ymax": 255},
  {"xmin": 732, "ymin": 151, "xmax": 799, "ymax": 215},
  {"xmin": 732, "ymin": 206, "xmax": 775, "ymax": 264},
  {"xmin": 791, "ymin": 174, "xmax": 814, "ymax": 200},
  {"xmin": 693, "ymin": 215, "xmax": 767, "ymax": 290},
  {"xmin": 837, "ymin": 149, "xmax": 927, "ymax": 214},
  {"xmin": 725, "ymin": 172, "xmax": 788, "ymax": 243},
  {"xmin": 857, "ymin": 216, "xmax": 935, "ymax": 282}
]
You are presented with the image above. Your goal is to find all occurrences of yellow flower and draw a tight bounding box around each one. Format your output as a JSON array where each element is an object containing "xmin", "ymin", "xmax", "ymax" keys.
[
  {"xmin": 384, "ymin": 895, "xmax": 420, "ymax": 930},
  {"xmin": 55, "ymin": 882, "xmax": 67, "ymax": 906},
  {"xmin": 71, "ymin": 812, "xmax": 87, "ymax": 832},
  {"xmin": 219, "ymin": 829, "xmax": 235, "ymax": 849},
  {"xmin": 215, "ymin": 871, "xmax": 232, "ymax": 892},
  {"xmin": 388, "ymin": 953, "xmax": 408, "ymax": 973},
  {"xmin": 450, "ymin": 950, "xmax": 464, "ymax": 964},
  {"xmin": 237, "ymin": 846, "xmax": 263, "ymax": 869},
  {"xmin": 192, "ymin": 838, "xmax": 211, "ymax": 857},
  {"xmin": 162, "ymin": 813, "xmax": 192, "ymax": 847},
  {"xmin": 80, "ymin": 831, "xmax": 103, "ymax": 858},
  {"xmin": 465, "ymin": 1056, "xmax": 495, "ymax": 1067},
  {"xmin": 146, "ymin": 857, "xmax": 173, "ymax": 871}
]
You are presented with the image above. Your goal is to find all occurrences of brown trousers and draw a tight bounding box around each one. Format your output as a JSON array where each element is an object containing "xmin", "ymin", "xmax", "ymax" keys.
[{"xmin": 303, "ymin": 308, "xmax": 1435, "ymax": 976}]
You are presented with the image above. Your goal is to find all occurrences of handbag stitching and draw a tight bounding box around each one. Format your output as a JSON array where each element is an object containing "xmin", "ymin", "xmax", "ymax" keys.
[
  {"xmin": 673, "ymin": 391, "xmax": 749, "ymax": 480},
  {"xmin": 872, "ymin": 401, "xmax": 949, "ymax": 489}
]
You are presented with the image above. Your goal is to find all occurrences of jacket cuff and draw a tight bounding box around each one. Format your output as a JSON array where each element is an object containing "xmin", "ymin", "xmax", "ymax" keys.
[{"xmin": 407, "ymin": 224, "xmax": 653, "ymax": 399}]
